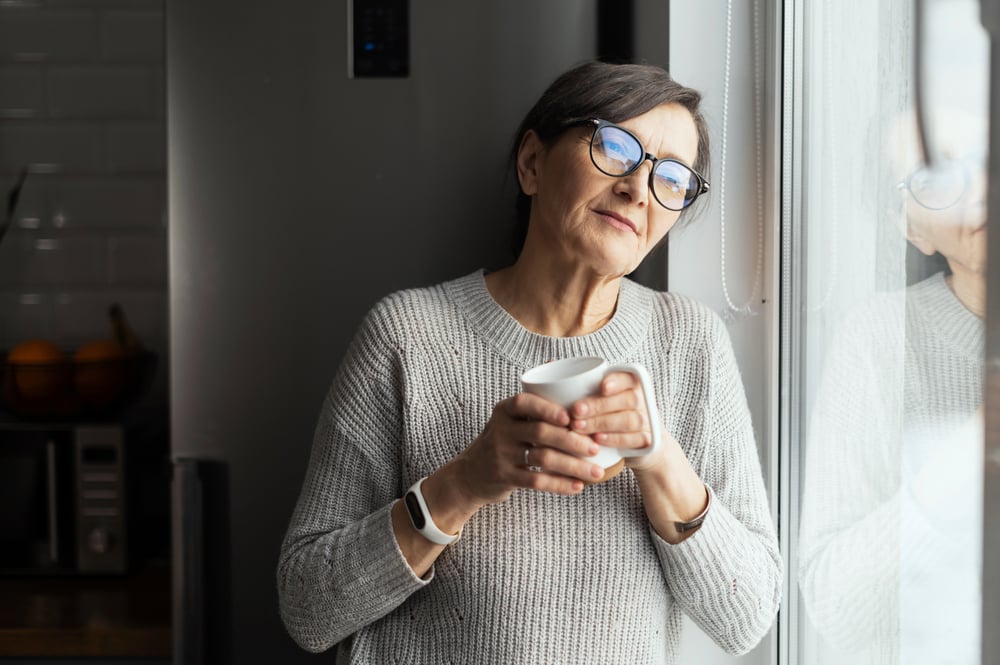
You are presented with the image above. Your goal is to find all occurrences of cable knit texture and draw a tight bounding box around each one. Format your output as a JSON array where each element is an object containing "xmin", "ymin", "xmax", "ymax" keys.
[{"xmin": 277, "ymin": 270, "xmax": 781, "ymax": 664}]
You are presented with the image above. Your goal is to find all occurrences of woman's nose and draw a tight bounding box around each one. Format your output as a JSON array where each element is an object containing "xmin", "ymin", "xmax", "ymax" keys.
[{"xmin": 613, "ymin": 160, "xmax": 652, "ymax": 206}]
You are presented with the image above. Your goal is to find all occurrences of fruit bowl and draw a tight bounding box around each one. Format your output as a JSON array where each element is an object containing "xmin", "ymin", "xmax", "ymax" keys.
[{"xmin": 1, "ymin": 349, "xmax": 157, "ymax": 420}]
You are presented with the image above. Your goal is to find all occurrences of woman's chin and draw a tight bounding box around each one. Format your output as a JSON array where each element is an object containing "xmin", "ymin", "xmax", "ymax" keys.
[{"xmin": 584, "ymin": 253, "xmax": 644, "ymax": 279}]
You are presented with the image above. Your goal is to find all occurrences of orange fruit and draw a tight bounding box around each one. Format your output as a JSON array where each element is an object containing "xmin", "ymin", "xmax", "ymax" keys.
[
  {"xmin": 74, "ymin": 339, "xmax": 127, "ymax": 362},
  {"xmin": 74, "ymin": 339, "xmax": 128, "ymax": 408},
  {"xmin": 6, "ymin": 339, "xmax": 70, "ymax": 401},
  {"xmin": 9, "ymin": 339, "xmax": 65, "ymax": 364}
]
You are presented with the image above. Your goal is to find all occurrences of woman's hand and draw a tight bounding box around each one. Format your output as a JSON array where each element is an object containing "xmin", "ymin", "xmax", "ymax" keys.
[
  {"xmin": 566, "ymin": 371, "xmax": 664, "ymax": 472},
  {"xmin": 446, "ymin": 392, "xmax": 608, "ymax": 508},
  {"xmin": 397, "ymin": 392, "xmax": 606, "ymax": 574},
  {"xmin": 568, "ymin": 371, "xmax": 708, "ymax": 542}
]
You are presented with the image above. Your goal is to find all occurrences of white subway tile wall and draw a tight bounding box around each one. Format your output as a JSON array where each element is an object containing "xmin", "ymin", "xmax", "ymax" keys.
[
  {"xmin": 101, "ymin": 10, "xmax": 164, "ymax": 62},
  {"xmin": 0, "ymin": 123, "xmax": 104, "ymax": 171},
  {"xmin": 0, "ymin": 0, "xmax": 166, "ymax": 359},
  {"xmin": 0, "ymin": 65, "xmax": 45, "ymax": 114},
  {"xmin": 0, "ymin": 9, "xmax": 98, "ymax": 63}
]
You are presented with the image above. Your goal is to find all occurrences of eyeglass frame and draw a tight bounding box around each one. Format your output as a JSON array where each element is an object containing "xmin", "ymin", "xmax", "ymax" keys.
[
  {"xmin": 895, "ymin": 153, "xmax": 984, "ymax": 211},
  {"xmin": 578, "ymin": 118, "xmax": 711, "ymax": 211}
]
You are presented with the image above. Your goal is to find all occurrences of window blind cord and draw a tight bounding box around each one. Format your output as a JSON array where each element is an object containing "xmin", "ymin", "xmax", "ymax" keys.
[{"xmin": 719, "ymin": 0, "xmax": 766, "ymax": 320}]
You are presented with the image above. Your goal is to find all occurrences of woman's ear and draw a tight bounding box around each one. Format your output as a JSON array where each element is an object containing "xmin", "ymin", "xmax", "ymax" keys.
[{"xmin": 516, "ymin": 130, "xmax": 543, "ymax": 196}]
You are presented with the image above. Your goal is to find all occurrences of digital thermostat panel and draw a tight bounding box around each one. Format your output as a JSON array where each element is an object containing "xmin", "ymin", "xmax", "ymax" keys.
[{"xmin": 350, "ymin": 0, "xmax": 409, "ymax": 78}]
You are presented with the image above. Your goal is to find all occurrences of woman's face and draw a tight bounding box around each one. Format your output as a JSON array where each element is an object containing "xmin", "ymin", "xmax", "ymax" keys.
[
  {"xmin": 904, "ymin": 161, "xmax": 988, "ymax": 276},
  {"xmin": 517, "ymin": 102, "xmax": 700, "ymax": 278}
]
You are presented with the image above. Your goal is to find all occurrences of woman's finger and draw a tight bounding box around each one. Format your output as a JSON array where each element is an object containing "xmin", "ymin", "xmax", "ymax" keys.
[
  {"xmin": 513, "ymin": 418, "xmax": 599, "ymax": 459},
  {"xmin": 504, "ymin": 391, "xmax": 571, "ymax": 427},
  {"xmin": 517, "ymin": 467, "xmax": 587, "ymax": 495},
  {"xmin": 569, "ymin": 373, "xmax": 644, "ymax": 419},
  {"xmin": 519, "ymin": 444, "xmax": 605, "ymax": 484},
  {"xmin": 564, "ymin": 374, "xmax": 653, "ymax": 451},
  {"xmin": 589, "ymin": 429, "xmax": 652, "ymax": 451}
]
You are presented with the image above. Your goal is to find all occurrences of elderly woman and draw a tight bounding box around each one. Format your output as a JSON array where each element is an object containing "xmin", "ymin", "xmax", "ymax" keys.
[{"xmin": 278, "ymin": 61, "xmax": 781, "ymax": 664}]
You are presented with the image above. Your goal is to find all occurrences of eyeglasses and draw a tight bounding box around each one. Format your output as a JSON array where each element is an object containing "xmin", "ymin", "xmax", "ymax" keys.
[
  {"xmin": 585, "ymin": 118, "xmax": 710, "ymax": 211},
  {"xmin": 897, "ymin": 155, "xmax": 984, "ymax": 211}
]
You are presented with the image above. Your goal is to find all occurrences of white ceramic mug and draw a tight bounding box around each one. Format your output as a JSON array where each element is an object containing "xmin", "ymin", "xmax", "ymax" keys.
[{"xmin": 520, "ymin": 356, "xmax": 661, "ymax": 469}]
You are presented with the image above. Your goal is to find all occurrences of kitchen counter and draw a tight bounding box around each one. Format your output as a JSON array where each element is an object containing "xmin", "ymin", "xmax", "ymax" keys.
[{"xmin": 0, "ymin": 563, "xmax": 171, "ymax": 657}]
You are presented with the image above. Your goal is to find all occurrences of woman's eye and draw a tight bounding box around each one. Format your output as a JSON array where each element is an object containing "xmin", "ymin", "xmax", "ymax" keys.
[
  {"xmin": 596, "ymin": 127, "xmax": 640, "ymax": 168},
  {"xmin": 604, "ymin": 140, "xmax": 630, "ymax": 158}
]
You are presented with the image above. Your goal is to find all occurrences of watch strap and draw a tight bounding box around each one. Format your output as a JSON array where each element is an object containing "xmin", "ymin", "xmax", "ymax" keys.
[
  {"xmin": 404, "ymin": 477, "xmax": 461, "ymax": 546},
  {"xmin": 675, "ymin": 483, "xmax": 712, "ymax": 533}
]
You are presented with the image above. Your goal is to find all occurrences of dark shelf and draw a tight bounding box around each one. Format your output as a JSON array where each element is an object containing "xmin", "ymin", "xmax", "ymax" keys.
[{"xmin": 0, "ymin": 563, "xmax": 171, "ymax": 657}]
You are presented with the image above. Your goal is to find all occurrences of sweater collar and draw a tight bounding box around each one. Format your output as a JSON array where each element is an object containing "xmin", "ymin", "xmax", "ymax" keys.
[
  {"xmin": 445, "ymin": 269, "xmax": 654, "ymax": 369},
  {"xmin": 909, "ymin": 272, "xmax": 984, "ymax": 361}
]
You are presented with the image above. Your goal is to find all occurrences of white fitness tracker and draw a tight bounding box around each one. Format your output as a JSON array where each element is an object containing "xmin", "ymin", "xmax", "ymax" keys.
[{"xmin": 403, "ymin": 477, "xmax": 461, "ymax": 546}]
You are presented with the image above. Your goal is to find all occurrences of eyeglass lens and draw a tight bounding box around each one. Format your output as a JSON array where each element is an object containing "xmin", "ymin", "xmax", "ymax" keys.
[
  {"xmin": 907, "ymin": 160, "xmax": 968, "ymax": 210},
  {"xmin": 591, "ymin": 125, "xmax": 701, "ymax": 211}
]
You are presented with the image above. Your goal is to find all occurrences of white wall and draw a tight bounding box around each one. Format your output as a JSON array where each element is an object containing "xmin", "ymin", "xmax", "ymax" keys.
[{"xmin": 668, "ymin": 2, "xmax": 779, "ymax": 664}]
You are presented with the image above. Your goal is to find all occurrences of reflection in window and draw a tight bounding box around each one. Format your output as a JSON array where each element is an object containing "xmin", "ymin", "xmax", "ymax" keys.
[{"xmin": 794, "ymin": 0, "xmax": 988, "ymax": 663}]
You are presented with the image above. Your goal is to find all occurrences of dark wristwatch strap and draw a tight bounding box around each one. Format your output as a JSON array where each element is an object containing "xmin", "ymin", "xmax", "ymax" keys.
[{"xmin": 675, "ymin": 484, "xmax": 712, "ymax": 533}]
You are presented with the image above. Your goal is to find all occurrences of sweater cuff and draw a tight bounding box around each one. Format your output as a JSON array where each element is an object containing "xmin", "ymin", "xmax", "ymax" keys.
[
  {"xmin": 649, "ymin": 485, "xmax": 772, "ymax": 599},
  {"xmin": 373, "ymin": 501, "xmax": 435, "ymax": 589},
  {"xmin": 648, "ymin": 486, "xmax": 780, "ymax": 652},
  {"xmin": 650, "ymin": 485, "xmax": 730, "ymax": 560},
  {"xmin": 330, "ymin": 501, "xmax": 432, "ymax": 620}
]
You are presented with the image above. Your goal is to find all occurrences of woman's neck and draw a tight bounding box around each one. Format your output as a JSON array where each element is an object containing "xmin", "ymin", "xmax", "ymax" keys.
[
  {"xmin": 946, "ymin": 269, "xmax": 986, "ymax": 318},
  {"xmin": 485, "ymin": 261, "xmax": 621, "ymax": 337}
]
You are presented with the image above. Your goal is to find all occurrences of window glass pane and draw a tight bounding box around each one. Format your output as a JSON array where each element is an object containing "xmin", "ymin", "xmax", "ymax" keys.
[{"xmin": 795, "ymin": 1, "xmax": 988, "ymax": 663}]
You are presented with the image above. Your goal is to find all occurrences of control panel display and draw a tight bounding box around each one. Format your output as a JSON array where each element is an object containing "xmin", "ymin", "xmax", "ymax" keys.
[{"xmin": 351, "ymin": 0, "xmax": 409, "ymax": 78}]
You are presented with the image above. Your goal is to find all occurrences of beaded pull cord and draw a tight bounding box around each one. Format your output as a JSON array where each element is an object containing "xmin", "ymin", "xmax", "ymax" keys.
[{"xmin": 719, "ymin": 0, "xmax": 765, "ymax": 321}]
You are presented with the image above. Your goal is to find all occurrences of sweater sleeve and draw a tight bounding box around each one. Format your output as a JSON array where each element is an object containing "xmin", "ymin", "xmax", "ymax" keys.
[
  {"xmin": 795, "ymin": 299, "xmax": 973, "ymax": 653},
  {"xmin": 651, "ymin": 315, "xmax": 782, "ymax": 655},
  {"xmin": 276, "ymin": 302, "xmax": 429, "ymax": 653},
  {"xmin": 795, "ymin": 305, "xmax": 904, "ymax": 652}
]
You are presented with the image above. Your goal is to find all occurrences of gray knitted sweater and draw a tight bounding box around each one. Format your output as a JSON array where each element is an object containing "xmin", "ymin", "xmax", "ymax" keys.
[{"xmin": 278, "ymin": 270, "xmax": 781, "ymax": 664}]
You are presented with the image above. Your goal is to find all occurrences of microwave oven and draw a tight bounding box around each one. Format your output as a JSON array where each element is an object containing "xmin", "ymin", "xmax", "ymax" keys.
[{"xmin": 0, "ymin": 422, "xmax": 128, "ymax": 574}]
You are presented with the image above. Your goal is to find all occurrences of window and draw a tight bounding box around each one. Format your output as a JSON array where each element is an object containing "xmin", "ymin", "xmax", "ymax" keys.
[
  {"xmin": 787, "ymin": 1, "xmax": 989, "ymax": 664},
  {"xmin": 668, "ymin": 1, "xmax": 990, "ymax": 662}
]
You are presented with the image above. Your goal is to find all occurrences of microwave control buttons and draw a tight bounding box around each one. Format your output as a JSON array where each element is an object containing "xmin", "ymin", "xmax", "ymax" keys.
[
  {"xmin": 75, "ymin": 427, "xmax": 127, "ymax": 573},
  {"xmin": 87, "ymin": 527, "xmax": 115, "ymax": 555}
]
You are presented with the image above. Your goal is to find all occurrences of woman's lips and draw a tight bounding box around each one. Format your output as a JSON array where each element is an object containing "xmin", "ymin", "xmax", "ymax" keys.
[{"xmin": 597, "ymin": 210, "xmax": 637, "ymax": 234}]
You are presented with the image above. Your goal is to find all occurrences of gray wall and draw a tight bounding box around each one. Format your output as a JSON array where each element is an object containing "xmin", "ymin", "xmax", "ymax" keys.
[{"xmin": 167, "ymin": 1, "xmax": 597, "ymax": 661}]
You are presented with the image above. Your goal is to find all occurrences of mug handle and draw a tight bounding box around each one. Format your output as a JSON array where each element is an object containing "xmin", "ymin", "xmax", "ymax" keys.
[{"xmin": 605, "ymin": 363, "xmax": 661, "ymax": 457}]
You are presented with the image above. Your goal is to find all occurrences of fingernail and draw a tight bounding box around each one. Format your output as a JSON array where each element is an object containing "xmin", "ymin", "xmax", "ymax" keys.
[
  {"xmin": 590, "ymin": 465, "xmax": 604, "ymax": 479},
  {"xmin": 604, "ymin": 378, "xmax": 617, "ymax": 392},
  {"xmin": 572, "ymin": 419, "xmax": 586, "ymax": 430},
  {"xmin": 588, "ymin": 443, "xmax": 600, "ymax": 455},
  {"xmin": 572, "ymin": 481, "xmax": 584, "ymax": 491},
  {"xmin": 574, "ymin": 403, "xmax": 589, "ymax": 417}
]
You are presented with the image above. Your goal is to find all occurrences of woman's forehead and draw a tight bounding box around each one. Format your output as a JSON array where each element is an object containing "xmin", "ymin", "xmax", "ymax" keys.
[{"xmin": 619, "ymin": 104, "xmax": 700, "ymax": 161}]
